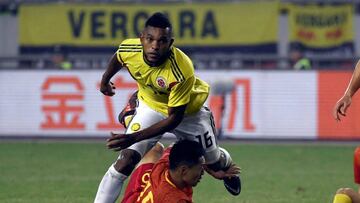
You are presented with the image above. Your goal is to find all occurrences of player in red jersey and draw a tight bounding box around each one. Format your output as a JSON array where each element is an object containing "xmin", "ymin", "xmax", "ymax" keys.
[
  {"xmin": 121, "ymin": 139, "xmax": 239, "ymax": 203},
  {"xmin": 122, "ymin": 139, "xmax": 203, "ymax": 203},
  {"xmin": 121, "ymin": 142, "xmax": 163, "ymax": 203}
]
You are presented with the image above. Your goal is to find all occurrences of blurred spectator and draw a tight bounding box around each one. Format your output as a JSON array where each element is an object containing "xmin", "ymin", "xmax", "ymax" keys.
[
  {"xmin": 290, "ymin": 49, "xmax": 311, "ymax": 70},
  {"xmin": 52, "ymin": 46, "xmax": 72, "ymax": 70},
  {"xmin": 52, "ymin": 53, "xmax": 72, "ymax": 70}
]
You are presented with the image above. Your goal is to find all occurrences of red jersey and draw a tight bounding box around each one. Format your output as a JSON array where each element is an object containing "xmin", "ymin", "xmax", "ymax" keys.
[
  {"xmin": 121, "ymin": 163, "xmax": 154, "ymax": 203},
  {"xmin": 122, "ymin": 148, "xmax": 193, "ymax": 203}
]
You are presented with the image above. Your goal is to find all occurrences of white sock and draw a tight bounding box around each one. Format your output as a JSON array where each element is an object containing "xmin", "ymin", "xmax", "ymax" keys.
[{"xmin": 94, "ymin": 164, "xmax": 128, "ymax": 203}]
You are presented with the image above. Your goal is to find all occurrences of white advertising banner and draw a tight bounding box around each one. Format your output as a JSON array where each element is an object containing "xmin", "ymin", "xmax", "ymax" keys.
[
  {"xmin": 200, "ymin": 71, "xmax": 317, "ymax": 139},
  {"xmin": 0, "ymin": 70, "xmax": 317, "ymax": 139}
]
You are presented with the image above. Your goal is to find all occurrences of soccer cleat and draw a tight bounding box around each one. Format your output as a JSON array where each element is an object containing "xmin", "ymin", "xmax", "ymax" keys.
[
  {"xmin": 118, "ymin": 91, "xmax": 138, "ymax": 128},
  {"xmin": 223, "ymin": 175, "xmax": 241, "ymax": 196}
]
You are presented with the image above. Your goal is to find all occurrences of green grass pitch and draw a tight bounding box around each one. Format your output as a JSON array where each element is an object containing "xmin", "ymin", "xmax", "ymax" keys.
[{"xmin": 0, "ymin": 141, "xmax": 357, "ymax": 203}]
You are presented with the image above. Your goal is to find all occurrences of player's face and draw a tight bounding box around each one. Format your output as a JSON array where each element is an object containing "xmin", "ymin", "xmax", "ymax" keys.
[
  {"xmin": 183, "ymin": 157, "xmax": 205, "ymax": 187},
  {"xmin": 140, "ymin": 26, "xmax": 173, "ymax": 66}
]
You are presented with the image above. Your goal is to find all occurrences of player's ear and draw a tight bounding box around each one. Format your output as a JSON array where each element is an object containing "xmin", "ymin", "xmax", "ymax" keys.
[
  {"xmin": 179, "ymin": 165, "xmax": 189, "ymax": 176},
  {"xmin": 140, "ymin": 31, "xmax": 146, "ymax": 42}
]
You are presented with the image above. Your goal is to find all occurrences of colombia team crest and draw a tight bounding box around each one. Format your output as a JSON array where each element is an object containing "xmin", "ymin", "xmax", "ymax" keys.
[{"xmin": 156, "ymin": 76, "xmax": 167, "ymax": 89}]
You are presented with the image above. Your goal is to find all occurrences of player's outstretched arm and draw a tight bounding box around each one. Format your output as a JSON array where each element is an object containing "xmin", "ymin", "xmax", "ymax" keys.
[
  {"xmin": 100, "ymin": 53, "xmax": 123, "ymax": 96},
  {"xmin": 107, "ymin": 105, "xmax": 187, "ymax": 151},
  {"xmin": 333, "ymin": 60, "xmax": 360, "ymax": 121}
]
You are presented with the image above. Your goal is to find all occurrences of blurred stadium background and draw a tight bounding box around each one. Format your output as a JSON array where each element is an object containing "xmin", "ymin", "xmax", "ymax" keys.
[{"xmin": 1, "ymin": 0, "xmax": 360, "ymax": 202}]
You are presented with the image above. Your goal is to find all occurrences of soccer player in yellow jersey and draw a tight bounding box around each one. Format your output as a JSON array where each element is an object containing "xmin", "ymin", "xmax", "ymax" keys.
[{"xmin": 94, "ymin": 12, "xmax": 241, "ymax": 203}]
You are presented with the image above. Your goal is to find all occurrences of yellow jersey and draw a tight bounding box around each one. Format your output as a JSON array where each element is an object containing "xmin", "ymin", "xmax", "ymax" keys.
[{"xmin": 116, "ymin": 38, "xmax": 209, "ymax": 116}]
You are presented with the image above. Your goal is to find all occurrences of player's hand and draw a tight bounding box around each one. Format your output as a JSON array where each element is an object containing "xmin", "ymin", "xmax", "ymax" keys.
[
  {"xmin": 333, "ymin": 94, "xmax": 352, "ymax": 121},
  {"xmin": 100, "ymin": 81, "xmax": 116, "ymax": 96},
  {"xmin": 106, "ymin": 132, "xmax": 136, "ymax": 151},
  {"xmin": 204, "ymin": 163, "xmax": 241, "ymax": 180}
]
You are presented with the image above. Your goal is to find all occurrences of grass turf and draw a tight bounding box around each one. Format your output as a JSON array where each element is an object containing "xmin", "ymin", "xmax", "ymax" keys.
[{"xmin": 0, "ymin": 141, "xmax": 357, "ymax": 203}]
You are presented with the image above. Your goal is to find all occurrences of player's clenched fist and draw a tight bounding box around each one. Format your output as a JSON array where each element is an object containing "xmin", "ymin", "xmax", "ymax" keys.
[{"xmin": 100, "ymin": 81, "xmax": 116, "ymax": 96}]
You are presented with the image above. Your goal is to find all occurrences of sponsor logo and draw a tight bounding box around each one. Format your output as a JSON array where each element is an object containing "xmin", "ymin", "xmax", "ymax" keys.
[{"xmin": 131, "ymin": 123, "xmax": 141, "ymax": 131}]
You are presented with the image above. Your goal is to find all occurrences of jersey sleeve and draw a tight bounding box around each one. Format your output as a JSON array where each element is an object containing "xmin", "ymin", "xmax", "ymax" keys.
[
  {"xmin": 116, "ymin": 38, "xmax": 142, "ymax": 66},
  {"xmin": 354, "ymin": 146, "xmax": 360, "ymax": 184},
  {"xmin": 116, "ymin": 41, "xmax": 126, "ymax": 65},
  {"xmin": 168, "ymin": 75, "xmax": 195, "ymax": 108},
  {"xmin": 116, "ymin": 50, "xmax": 125, "ymax": 66}
]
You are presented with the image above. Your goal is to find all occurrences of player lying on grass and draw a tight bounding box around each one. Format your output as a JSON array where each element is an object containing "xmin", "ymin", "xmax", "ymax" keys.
[
  {"xmin": 121, "ymin": 140, "xmax": 240, "ymax": 203},
  {"xmin": 333, "ymin": 146, "xmax": 360, "ymax": 203}
]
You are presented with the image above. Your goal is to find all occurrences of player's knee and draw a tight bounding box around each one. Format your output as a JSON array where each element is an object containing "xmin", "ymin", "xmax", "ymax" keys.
[
  {"xmin": 139, "ymin": 142, "xmax": 165, "ymax": 165},
  {"xmin": 114, "ymin": 149, "xmax": 141, "ymax": 175},
  {"xmin": 336, "ymin": 188, "xmax": 347, "ymax": 194},
  {"xmin": 336, "ymin": 188, "xmax": 357, "ymax": 197},
  {"xmin": 207, "ymin": 147, "xmax": 232, "ymax": 172}
]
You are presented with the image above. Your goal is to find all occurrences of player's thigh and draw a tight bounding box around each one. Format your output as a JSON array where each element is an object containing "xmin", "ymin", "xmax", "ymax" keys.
[
  {"xmin": 173, "ymin": 107, "xmax": 220, "ymax": 164},
  {"xmin": 125, "ymin": 100, "xmax": 166, "ymax": 134},
  {"xmin": 125, "ymin": 100, "xmax": 165, "ymax": 158}
]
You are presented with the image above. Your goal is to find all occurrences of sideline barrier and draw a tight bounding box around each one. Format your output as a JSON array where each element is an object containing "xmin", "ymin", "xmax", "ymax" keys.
[{"xmin": 0, "ymin": 70, "xmax": 358, "ymax": 139}]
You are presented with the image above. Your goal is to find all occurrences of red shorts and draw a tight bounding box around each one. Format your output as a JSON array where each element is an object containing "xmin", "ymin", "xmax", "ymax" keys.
[{"xmin": 121, "ymin": 163, "xmax": 154, "ymax": 203}]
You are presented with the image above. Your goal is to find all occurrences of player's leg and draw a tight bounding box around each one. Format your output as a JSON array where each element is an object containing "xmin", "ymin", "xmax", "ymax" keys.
[
  {"xmin": 121, "ymin": 142, "xmax": 164, "ymax": 203},
  {"xmin": 94, "ymin": 100, "xmax": 166, "ymax": 203},
  {"xmin": 172, "ymin": 106, "xmax": 241, "ymax": 196},
  {"xmin": 333, "ymin": 187, "xmax": 360, "ymax": 203}
]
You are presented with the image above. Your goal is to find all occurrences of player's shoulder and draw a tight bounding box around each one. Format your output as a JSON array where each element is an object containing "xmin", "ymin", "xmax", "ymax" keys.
[
  {"xmin": 119, "ymin": 38, "xmax": 141, "ymax": 47},
  {"xmin": 117, "ymin": 38, "xmax": 142, "ymax": 62},
  {"xmin": 170, "ymin": 46, "xmax": 193, "ymax": 66},
  {"xmin": 169, "ymin": 46, "xmax": 194, "ymax": 78},
  {"xmin": 118, "ymin": 38, "xmax": 142, "ymax": 53}
]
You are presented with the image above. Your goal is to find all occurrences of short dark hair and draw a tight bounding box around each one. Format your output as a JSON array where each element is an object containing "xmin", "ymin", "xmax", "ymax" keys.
[
  {"xmin": 169, "ymin": 140, "xmax": 205, "ymax": 170},
  {"xmin": 145, "ymin": 12, "xmax": 172, "ymax": 31}
]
